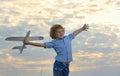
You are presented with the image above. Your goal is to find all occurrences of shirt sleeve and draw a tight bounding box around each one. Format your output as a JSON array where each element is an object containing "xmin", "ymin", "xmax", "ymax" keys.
[
  {"xmin": 68, "ymin": 32, "xmax": 75, "ymax": 40},
  {"xmin": 44, "ymin": 41, "xmax": 54, "ymax": 48}
]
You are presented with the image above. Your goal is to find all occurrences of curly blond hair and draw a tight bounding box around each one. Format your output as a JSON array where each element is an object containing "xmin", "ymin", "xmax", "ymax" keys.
[{"xmin": 50, "ymin": 24, "xmax": 65, "ymax": 39}]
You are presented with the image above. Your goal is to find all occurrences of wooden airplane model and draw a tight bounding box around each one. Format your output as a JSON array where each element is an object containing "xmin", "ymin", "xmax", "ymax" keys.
[{"xmin": 5, "ymin": 30, "xmax": 44, "ymax": 54}]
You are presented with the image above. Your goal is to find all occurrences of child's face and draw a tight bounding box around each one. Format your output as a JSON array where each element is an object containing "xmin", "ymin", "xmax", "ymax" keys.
[{"xmin": 55, "ymin": 28, "xmax": 64, "ymax": 39}]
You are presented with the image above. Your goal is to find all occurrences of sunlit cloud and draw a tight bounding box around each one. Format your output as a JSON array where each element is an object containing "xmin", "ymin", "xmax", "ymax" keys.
[
  {"xmin": 0, "ymin": 53, "xmax": 53, "ymax": 71},
  {"xmin": 0, "ymin": 51, "xmax": 3, "ymax": 55},
  {"xmin": 70, "ymin": 65, "xmax": 98, "ymax": 72},
  {"xmin": 74, "ymin": 51, "xmax": 104, "ymax": 59},
  {"xmin": 73, "ymin": 50, "xmax": 120, "ymax": 68}
]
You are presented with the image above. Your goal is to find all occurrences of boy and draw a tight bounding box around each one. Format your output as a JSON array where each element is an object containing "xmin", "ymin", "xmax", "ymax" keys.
[{"xmin": 23, "ymin": 24, "xmax": 89, "ymax": 76}]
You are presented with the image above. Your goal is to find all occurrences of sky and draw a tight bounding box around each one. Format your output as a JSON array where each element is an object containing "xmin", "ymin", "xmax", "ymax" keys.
[{"xmin": 0, "ymin": 0, "xmax": 120, "ymax": 76}]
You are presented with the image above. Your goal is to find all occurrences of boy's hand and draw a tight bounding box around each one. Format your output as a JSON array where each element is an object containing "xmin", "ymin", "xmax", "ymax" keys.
[
  {"xmin": 23, "ymin": 38, "xmax": 29, "ymax": 45},
  {"xmin": 82, "ymin": 24, "xmax": 89, "ymax": 31}
]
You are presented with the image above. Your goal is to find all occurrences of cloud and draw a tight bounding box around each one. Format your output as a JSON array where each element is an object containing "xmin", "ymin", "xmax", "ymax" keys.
[
  {"xmin": 70, "ymin": 65, "xmax": 97, "ymax": 72},
  {"xmin": 106, "ymin": 0, "xmax": 115, "ymax": 4},
  {"xmin": 0, "ymin": 53, "xmax": 53, "ymax": 71},
  {"xmin": 74, "ymin": 51, "xmax": 104, "ymax": 59},
  {"xmin": 116, "ymin": 1, "xmax": 120, "ymax": 6},
  {"xmin": 0, "ymin": 0, "xmax": 12, "ymax": 1},
  {"xmin": 0, "ymin": 51, "xmax": 3, "ymax": 55},
  {"xmin": 70, "ymin": 65, "xmax": 120, "ymax": 76},
  {"xmin": 73, "ymin": 50, "xmax": 120, "ymax": 68},
  {"xmin": 73, "ymin": 51, "xmax": 104, "ymax": 66},
  {"xmin": 106, "ymin": 0, "xmax": 120, "ymax": 8},
  {"xmin": 106, "ymin": 52, "xmax": 120, "ymax": 66}
]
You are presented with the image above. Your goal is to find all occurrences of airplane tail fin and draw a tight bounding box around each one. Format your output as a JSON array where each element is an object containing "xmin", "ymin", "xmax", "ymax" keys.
[{"xmin": 12, "ymin": 46, "xmax": 26, "ymax": 53}]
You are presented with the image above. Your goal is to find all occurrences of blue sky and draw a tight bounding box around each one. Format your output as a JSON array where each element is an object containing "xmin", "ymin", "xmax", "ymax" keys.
[{"xmin": 0, "ymin": 0, "xmax": 120, "ymax": 76}]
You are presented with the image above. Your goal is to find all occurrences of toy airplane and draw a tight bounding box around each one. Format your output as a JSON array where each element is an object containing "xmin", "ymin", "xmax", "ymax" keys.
[{"xmin": 5, "ymin": 30, "xmax": 44, "ymax": 54}]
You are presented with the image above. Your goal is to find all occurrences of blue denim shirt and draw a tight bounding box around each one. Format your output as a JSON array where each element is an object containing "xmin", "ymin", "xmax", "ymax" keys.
[{"xmin": 44, "ymin": 33, "xmax": 75, "ymax": 62}]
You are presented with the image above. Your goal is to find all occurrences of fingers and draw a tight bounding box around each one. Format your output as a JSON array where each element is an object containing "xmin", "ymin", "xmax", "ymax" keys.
[
  {"xmin": 86, "ymin": 24, "xmax": 89, "ymax": 29},
  {"xmin": 84, "ymin": 23, "xmax": 89, "ymax": 31},
  {"xmin": 23, "ymin": 38, "xmax": 26, "ymax": 42},
  {"xmin": 23, "ymin": 38, "xmax": 28, "ymax": 44},
  {"xmin": 84, "ymin": 23, "xmax": 89, "ymax": 27}
]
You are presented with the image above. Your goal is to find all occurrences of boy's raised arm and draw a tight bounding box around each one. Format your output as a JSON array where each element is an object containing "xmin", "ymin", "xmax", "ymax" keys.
[{"xmin": 74, "ymin": 24, "xmax": 89, "ymax": 36}]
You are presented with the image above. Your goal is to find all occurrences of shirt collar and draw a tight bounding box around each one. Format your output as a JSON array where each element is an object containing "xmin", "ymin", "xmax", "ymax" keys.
[{"xmin": 56, "ymin": 36, "xmax": 66, "ymax": 40}]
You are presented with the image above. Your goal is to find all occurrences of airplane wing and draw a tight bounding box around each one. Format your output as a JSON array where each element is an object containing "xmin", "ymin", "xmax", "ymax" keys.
[{"xmin": 5, "ymin": 36, "xmax": 44, "ymax": 41}]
